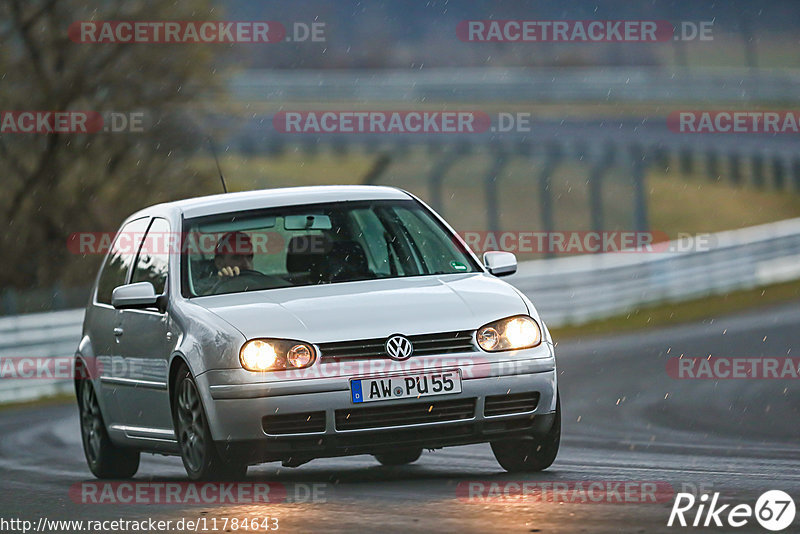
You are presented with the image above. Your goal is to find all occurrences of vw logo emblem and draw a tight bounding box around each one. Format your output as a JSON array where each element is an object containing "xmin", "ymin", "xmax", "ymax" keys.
[{"xmin": 385, "ymin": 334, "xmax": 414, "ymax": 361}]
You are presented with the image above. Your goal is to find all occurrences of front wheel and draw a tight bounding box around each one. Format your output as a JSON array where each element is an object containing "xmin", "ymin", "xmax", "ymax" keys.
[
  {"xmin": 79, "ymin": 380, "xmax": 140, "ymax": 479},
  {"xmin": 491, "ymin": 394, "xmax": 561, "ymax": 472},
  {"xmin": 374, "ymin": 447, "xmax": 423, "ymax": 466},
  {"xmin": 173, "ymin": 364, "xmax": 247, "ymax": 480}
]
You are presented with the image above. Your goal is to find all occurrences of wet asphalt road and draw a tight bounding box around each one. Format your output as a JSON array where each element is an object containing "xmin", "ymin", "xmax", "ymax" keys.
[{"xmin": 0, "ymin": 301, "xmax": 798, "ymax": 533}]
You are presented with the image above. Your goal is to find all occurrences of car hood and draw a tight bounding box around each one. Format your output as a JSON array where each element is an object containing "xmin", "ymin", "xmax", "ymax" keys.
[{"xmin": 195, "ymin": 273, "xmax": 529, "ymax": 342}]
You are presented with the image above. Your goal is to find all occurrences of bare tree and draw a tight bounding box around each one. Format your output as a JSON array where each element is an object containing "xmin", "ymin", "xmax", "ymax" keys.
[{"xmin": 0, "ymin": 0, "xmax": 223, "ymax": 290}]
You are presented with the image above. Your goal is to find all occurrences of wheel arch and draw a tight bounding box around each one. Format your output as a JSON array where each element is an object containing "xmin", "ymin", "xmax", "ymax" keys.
[
  {"xmin": 167, "ymin": 352, "xmax": 192, "ymax": 403},
  {"xmin": 74, "ymin": 335, "xmax": 102, "ymax": 409}
]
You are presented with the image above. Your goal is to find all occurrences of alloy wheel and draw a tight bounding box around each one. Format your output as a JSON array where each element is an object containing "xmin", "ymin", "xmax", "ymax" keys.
[
  {"xmin": 80, "ymin": 382, "xmax": 103, "ymax": 464},
  {"xmin": 176, "ymin": 378, "xmax": 206, "ymax": 472}
]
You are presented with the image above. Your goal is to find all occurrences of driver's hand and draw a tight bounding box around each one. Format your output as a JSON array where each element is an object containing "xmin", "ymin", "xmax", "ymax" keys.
[{"xmin": 217, "ymin": 266, "xmax": 241, "ymax": 277}]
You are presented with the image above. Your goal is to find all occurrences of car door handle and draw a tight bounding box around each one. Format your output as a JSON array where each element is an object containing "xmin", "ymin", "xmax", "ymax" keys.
[{"xmin": 113, "ymin": 327, "xmax": 124, "ymax": 337}]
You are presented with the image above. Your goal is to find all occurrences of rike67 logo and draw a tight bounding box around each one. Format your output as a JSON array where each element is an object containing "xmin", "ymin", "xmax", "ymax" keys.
[{"xmin": 668, "ymin": 490, "xmax": 796, "ymax": 531}]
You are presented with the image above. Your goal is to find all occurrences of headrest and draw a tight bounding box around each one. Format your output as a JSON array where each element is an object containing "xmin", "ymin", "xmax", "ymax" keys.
[
  {"xmin": 285, "ymin": 234, "xmax": 332, "ymax": 273},
  {"xmin": 214, "ymin": 231, "xmax": 253, "ymax": 257}
]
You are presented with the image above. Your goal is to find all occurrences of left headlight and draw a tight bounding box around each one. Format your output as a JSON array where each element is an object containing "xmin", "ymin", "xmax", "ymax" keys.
[
  {"xmin": 240, "ymin": 338, "xmax": 316, "ymax": 372},
  {"xmin": 476, "ymin": 315, "xmax": 542, "ymax": 352}
]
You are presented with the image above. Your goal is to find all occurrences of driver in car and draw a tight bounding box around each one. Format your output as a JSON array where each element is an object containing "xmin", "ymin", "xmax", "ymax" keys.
[
  {"xmin": 201, "ymin": 231, "xmax": 291, "ymax": 294},
  {"xmin": 214, "ymin": 231, "xmax": 256, "ymax": 278},
  {"xmin": 194, "ymin": 231, "xmax": 260, "ymax": 295}
]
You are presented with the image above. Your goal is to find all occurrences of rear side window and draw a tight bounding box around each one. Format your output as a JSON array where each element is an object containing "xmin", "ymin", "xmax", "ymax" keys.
[
  {"xmin": 95, "ymin": 218, "xmax": 150, "ymax": 305},
  {"xmin": 132, "ymin": 218, "xmax": 170, "ymax": 295}
]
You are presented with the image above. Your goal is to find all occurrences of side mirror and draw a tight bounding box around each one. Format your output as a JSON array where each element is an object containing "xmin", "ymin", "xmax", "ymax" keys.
[
  {"xmin": 111, "ymin": 282, "xmax": 158, "ymax": 309},
  {"xmin": 483, "ymin": 251, "xmax": 517, "ymax": 277}
]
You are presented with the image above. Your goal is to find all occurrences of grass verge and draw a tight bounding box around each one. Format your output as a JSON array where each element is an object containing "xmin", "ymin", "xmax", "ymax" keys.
[{"xmin": 0, "ymin": 392, "xmax": 74, "ymax": 412}]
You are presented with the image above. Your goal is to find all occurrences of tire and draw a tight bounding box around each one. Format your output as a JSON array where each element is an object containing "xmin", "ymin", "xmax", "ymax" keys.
[
  {"xmin": 374, "ymin": 447, "xmax": 423, "ymax": 466},
  {"xmin": 173, "ymin": 364, "xmax": 248, "ymax": 480},
  {"xmin": 78, "ymin": 380, "xmax": 140, "ymax": 479},
  {"xmin": 491, "ymin": 394, "xmax": 561, "ymax": 473}
]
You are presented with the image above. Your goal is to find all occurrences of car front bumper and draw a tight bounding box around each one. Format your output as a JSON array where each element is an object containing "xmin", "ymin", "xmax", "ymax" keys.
[{"xmin": 194, "ymin": 342, "xmax": 557, "ymax": 463}]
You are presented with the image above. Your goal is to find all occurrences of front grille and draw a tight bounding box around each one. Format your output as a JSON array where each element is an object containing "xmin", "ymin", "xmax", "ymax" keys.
[
  {"xmin": 484, "ymin": 392, "xmax": 540, "ymax": 417},
  {"xmin": 262, "ymin": 411, "xmax": 326, "ymax": 435},
  {"xmin": 319, "ymin": 330, "xmax": 475, "ymax": 362},
  {"xmin": 335, "ymin": 398, "xmax": 476, "ymax": 431}
]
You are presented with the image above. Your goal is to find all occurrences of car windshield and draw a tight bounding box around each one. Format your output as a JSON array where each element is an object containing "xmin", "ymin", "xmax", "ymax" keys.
[{"xmin": 182, "ymin": 199, "xmax": 480, "ymax": 297}]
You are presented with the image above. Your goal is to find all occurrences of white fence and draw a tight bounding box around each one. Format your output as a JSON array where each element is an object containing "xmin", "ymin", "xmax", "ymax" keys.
[{"xmin": 3, "ymin": 217, "xmax": 800, "ymax": 403}]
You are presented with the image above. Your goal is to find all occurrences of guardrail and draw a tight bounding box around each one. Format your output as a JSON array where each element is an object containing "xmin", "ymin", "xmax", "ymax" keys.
[
  {"xmin": 0, "ymin": 309, "xmax": 84, "ymax": 403},
  {"xmin": 2, "ymin": 217, "xmax": 800, "ymax": 403},
  {"xmin": 508, "ymin": 217, "xmax": 800, "ymax": 325},
  {"xmin": 231, "ymin": 67, "xmax": 800, "ymax": 103}
]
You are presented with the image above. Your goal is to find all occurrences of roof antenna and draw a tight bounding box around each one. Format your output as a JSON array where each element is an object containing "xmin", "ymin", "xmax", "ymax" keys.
[{"xmin": 207, "ymin": 136, "xmax": 228, "ymax": 193}]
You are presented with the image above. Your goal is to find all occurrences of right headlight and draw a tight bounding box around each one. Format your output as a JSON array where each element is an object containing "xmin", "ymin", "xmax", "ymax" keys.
[
  {"xmin": 477, "ymin": 315, "xmax": 542, "ymax": 352},
  {"xmin": 240, "ymin": 338, "xmax": 316, "ymax": 372}
]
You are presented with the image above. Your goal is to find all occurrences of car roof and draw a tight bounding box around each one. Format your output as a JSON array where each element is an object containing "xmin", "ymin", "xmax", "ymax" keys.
[{"xmin": 131, "ymin": 185, "xmax": 414, "ymax": 219}]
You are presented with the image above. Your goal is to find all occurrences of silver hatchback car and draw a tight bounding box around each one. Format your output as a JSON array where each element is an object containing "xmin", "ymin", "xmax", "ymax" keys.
[{"xmin": 75, "ymin": 186, "xmax": 559, "ymax": 480}]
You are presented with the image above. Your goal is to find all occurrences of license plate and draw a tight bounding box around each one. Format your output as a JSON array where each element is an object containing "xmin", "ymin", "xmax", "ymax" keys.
[{"xmin": 351, "ymin": 370, "xmax": 462, "ymax": 403}]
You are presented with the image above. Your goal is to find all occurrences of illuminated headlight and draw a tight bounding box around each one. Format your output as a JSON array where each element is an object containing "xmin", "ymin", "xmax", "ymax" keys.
[
  {"xmin": 239, "ymin": 339, "xmax": 316, "ymax": 372},
  {"xmin": 476, "ymin": 315, "xmax": 541, "ymax": 352}
]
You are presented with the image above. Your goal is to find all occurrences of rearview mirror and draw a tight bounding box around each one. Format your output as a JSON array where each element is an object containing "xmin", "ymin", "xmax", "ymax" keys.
[
  {"xmin": 483, "ymin": 251, "xmax": 517, "ymax": 277},
  {"xmin": 111, "ymin": 282, "xmax": 158, "ymax": 309},
  {"xmin": 284, "ymin": 214, "xmax": 332, "ymax": 230}
]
